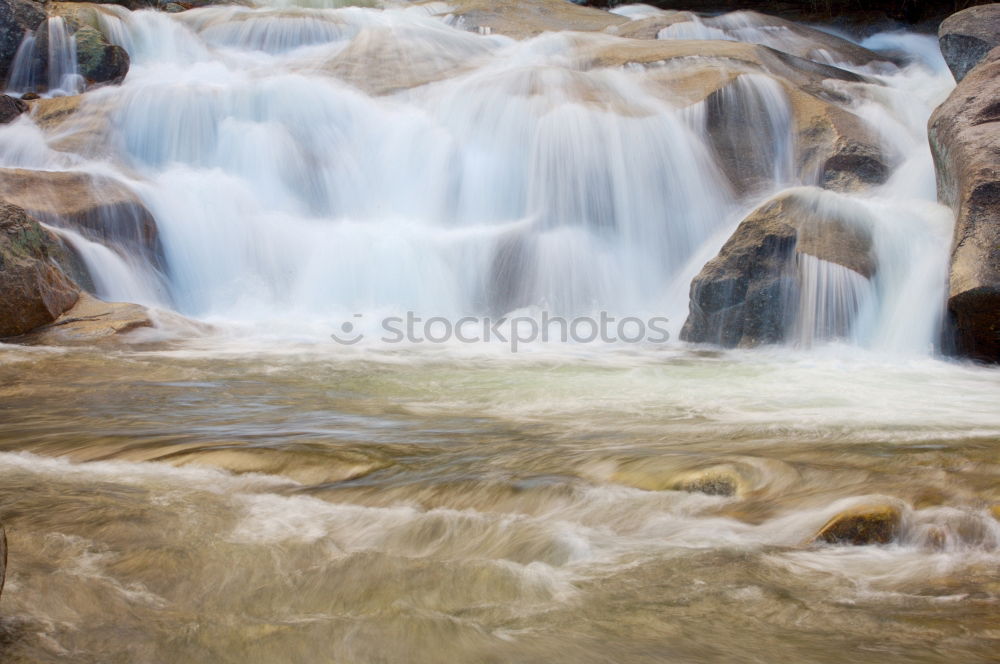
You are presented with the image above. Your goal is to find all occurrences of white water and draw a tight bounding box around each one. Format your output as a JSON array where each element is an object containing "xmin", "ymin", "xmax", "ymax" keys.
[{"xmin": 0, "ymin": 2, "xmax": 957, "ymax": 355}]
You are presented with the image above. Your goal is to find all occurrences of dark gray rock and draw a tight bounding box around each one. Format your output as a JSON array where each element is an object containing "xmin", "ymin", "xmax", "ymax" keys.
[
  {"xmin": 939, "ymin": 3, "xmax": 1000, "ymax": 81},
  {"xmin": 0, "ymin": 92, "xmax": 27, "ymax": 123},
  {"xmin": 0, "ymin": 0, "xmax": 45, "ymax": 84}
]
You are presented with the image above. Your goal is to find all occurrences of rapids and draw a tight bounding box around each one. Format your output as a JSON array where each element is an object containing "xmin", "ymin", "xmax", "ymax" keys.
[{"xmin": 0, "ymin": 1, "xmax": 998, "ymax": 662}]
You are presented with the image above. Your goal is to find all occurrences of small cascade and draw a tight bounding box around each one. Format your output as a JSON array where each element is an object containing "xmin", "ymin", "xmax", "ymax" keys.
[
  {"xmin": 5, "ymin": 32, "xmax": 41, "ymax": 93},
  {"xmin": 790, "ymin": 253, "xmax": 874, "ymax": 348},
  {"xmin": 46, "ymin": 17, "xmax": 82, "ymax": 95}
]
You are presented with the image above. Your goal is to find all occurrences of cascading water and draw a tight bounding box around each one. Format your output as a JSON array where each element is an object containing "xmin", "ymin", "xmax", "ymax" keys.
[
  {"xmin": 2, "ymin": 4, "xmax": 1000, "ymax": 663},
  {"xmin": 0, "ymin": 2, "xmax": 956, "ymax": 354}
]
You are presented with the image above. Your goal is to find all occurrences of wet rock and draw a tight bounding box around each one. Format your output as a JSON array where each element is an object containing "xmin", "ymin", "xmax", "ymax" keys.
[
  {"xmin": 14, "ymin": 291, "xmax": 152, "ymax": 344},
  {"xmin": 794, "ymin": 91, "xmax": 890, "ymax": 192},
  {"xmin": 681, "ymin": 187, "xmax": 875, "ymax": 347},
  {"xmin": 73, "ymin": 24, "xmax": 129, "ymax": 86},
  {"xmin": 418, "ymin": 0, "xmax": 627, "ymax": 39},
  {"xmin": 990, "ymin": 505, "xmax": 1000, "ymax": 522},
  {"xmin": 812, "ymin": 504, "xmax": 901, "ymax": 545},
  {"xmin": 929, "ymin": 46, "xmax": 1000, "ymax": 363},
  {"xmin": 0, "ymin": 201, "xmax": 80, "ymax": 337},
  {"xmin": 0, "ymin": 92, "xmax": 27, "ymax": 123},
  {"xmin": 162, "ymin": 2, "xmax": 184, "ymax": 12},
  {"xmin": 0, "ymin": 525, "xmax": 5, "ymax": 601},
  {"xmin": 0, "ymin": 168, "xmax": 163, "ymax": 270},
  {"xmin": 0, "ymin": 0, "xmax": 46, "ymax": 83},
  {"xmin": 675, "ymin": 467, "xmax": 742, "ymax": 496},
  {"xmin": 20, "ymin": 91, "xmax": 39, "ymax": 100},
  {"xmin": 939, "ymin": 4, "xmax": 1000, "ymax": 82},
  {"xmin": 655, "ymin": 10, "xmax": 893, "ymax": 70}
]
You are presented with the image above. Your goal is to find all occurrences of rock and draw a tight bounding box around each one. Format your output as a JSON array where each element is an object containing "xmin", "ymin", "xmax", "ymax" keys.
[
  {"xmin": 416, "ymin": 0, "xmax": 627, "ymax": 39},
  {"xmin": 161, "ymin": 2, "xmax": 184, "ymax": 12},
  {"xmin": 681, "ymin": 187, "xmax": 875, "ymax": 347},
  {"xmin": 812, "ymin": 503, "xmax": 901, "ymax": 545},
  {"xmin": 654, "ymin": 10, "xmax": 893, "ymax": 70},
  {"xmin": 990, "ymin": 505, "xmax": 1000, "ymax": 521},
  {"xmin": 793, "ymin": 89, "xmax": 890, "ymax": 192},
  {"xmin": 928, "ymin": 46, "xmax": 1000, "ymax": 362},
  {"xmin": 0, "ymin": 0, "xmax": 46, "ymax": 83},
  {"xmin": 0, "ymin": 525, "xmax": 5, "ymax": 601},
  {"xmin": 0, "ymin": 92, "xmax": 27, "ymax": 123},
  {"xmin": 578, "ymin": 36, "xmax": 888, "ymax": 194},
  {"xmin": 14, "ymin": 291, "xmax": 153, "ymax": 344},
  {"xmin": 73, "ymin": 25, "xmax": 129, "ymax": 85},
  {"xmin": 938, "ymin": 4, "xmax": 1000, "ymax": 82},
  {"xmin": 675, "ymin": 467, "xmax": 743, "ymax": 496},
  {"xmin": 20, "ymin": 91, "xmax": 39, "ymax": 100},
  {"xmin": 0, "ymin": 201, "xmax": 80, "ymax": 337},
  {"xmin": 0, "ymin": 168, "xmax": 162, "ymax": 269}
]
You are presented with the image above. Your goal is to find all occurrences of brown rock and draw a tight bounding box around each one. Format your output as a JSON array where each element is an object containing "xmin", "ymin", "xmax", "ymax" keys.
[
  {"xmin": 15, "ymin": 291, "xmax": 152, "ymax": 344},
  {"xmin": 0, "ymin": 168, "xmax": 162, "ymax": 269},
  {"xmin": 813, "ymin": 503, "xmax": 901, "ymax": 546},
  {"xmin": 417, "ymin": 0, "xmax": 627, "ymax": 39},
  {"xmin": 929, "ymin": 46, "xmax": 1000, "ymax": 362},
  {"xmin": 681, "ymin": 187, "xmax": 875, "ymax": 347},
  {"xmin": 0, "ymin": 201, "xmax": 80, "ymax": 337}
]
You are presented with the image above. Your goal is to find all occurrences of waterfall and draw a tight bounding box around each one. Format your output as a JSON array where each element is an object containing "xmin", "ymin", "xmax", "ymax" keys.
[
  {"xmin": 46, "ymin": 17, "xmax": 82, "ymax": 95},
  {"xmin": 5, "ymin": 32, "xmax": 40, "ymax": 93},
  {"xmin": 0, "ymin": 4, "xmax": 958, "ymax": 354}
]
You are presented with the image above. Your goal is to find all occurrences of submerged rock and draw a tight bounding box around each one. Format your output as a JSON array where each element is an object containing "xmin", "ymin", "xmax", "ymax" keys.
[
  {"xmin": 15, "ymin": 291, "xmax": 152, "ymax": 344},
  {"xmin": 812, "ymin": 503, "xmax": 901, "ymax": 545},
  {"xmin": 675, "ymin": 467, "xmax": 743, "ymax": 497},
  {"xmin": 0, "ymin": 201, "xmax": 80, "ymax": 337},
  {"xmin": 938, "ymin": 4, "xmax": 1000, "ymax": 82},
  {"xmin": 929, "ymin": 46, "xmax": 1000, "ymax": 363},
  {"xmin": 681, "ymin": 187, "xmax": 875, "ymax": 347},
  {"xmin": 0, "ymin": 92, "xmax": 27, "ymax": 123}
]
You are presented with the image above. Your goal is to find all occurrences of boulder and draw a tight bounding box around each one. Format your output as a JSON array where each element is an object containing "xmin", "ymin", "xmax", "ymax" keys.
[
  {"xmin": 0, "ymin": 92, "xmax": 27, "ymax": 122},
  {"xmin": 578, "ymin": 37, "xmax": 888, "ymax": 194},
  {"xmin": 654, "ymin": 10, "xmax": 893, "ymax": 70},
  {"xmin": 681, "ymin": 187, "xmax": 875, "ymax": 347},
  {"xmin": 416, "ymin": 0, "xmax": 626, "ymax": 39},
  {"xmin": 0, "ymin": 168, "xmax": 162, "ymax": 270},
  {"xmin": 14, "ymin": 291, "xmax": 152, "ymax": 344},
  {"xmin": 0, "ymin": 0, "xmax": 45, "ymax": 83},
  {"xmin": 0, "ymin": 201, "xmax": 80, "ymax": 337},
  {"xmin": 938, "ymin": 3, "xmax": 1000, "ymax": 82},
  {"xmin": 72, "ymin": 24, "xmax": 129, "ymax": 86},
  {"xmin": 928, "ymin": 46, "xmax": 1000, "ymax": 363},
  {"xmin": 812, "ymin": 503, "xmax": 901, "ymax": 545}
]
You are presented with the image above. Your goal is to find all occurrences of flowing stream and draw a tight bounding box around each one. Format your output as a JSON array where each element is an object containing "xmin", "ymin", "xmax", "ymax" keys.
[{"xmin": 0, "ymin": 2, "xmax": 999, "ymax": 662}]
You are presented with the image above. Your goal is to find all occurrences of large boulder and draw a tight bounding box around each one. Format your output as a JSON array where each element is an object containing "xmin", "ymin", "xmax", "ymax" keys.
[
  {"xmin": 0, "ymin": 168, "xmax": 163, "ymax": 270},
  {"xmin": 0, "ymin": 201, "xmax": 80, "ymax": 337},
  {"xmin": 0, "ymin": 0, "xmax": 45, "ymax": 83},
  {"xmin": 73, "ymin": 24, "xmax": 128, "ymax": 86},
  {"xmin": 577, "ymin": 37, "xmax": 889, "ymax": 194},
  {"xmin": 680, "ymin": 187, "xmax": 875, "ymax": 347},
  {"xmin": 938, "ymin": 3, "xmax": 1000, "ymax": 82},
  {"xmin": 929, "ymin": 46, "xmax": 1000, "ymax": 363}
]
